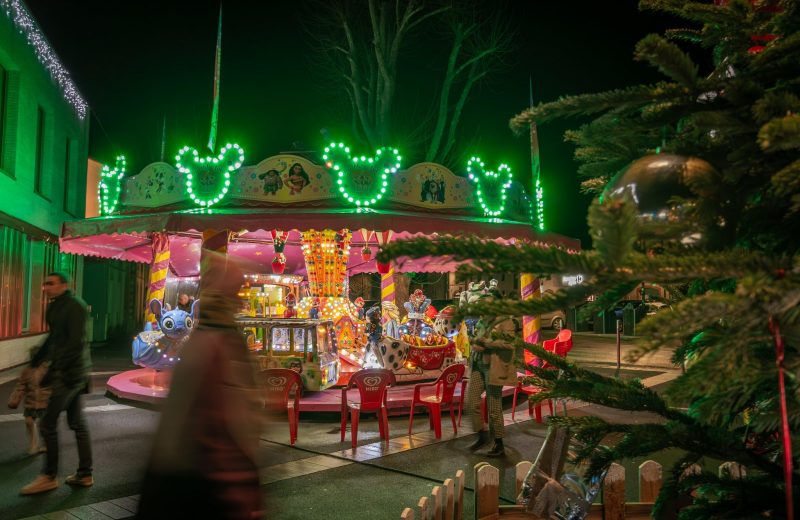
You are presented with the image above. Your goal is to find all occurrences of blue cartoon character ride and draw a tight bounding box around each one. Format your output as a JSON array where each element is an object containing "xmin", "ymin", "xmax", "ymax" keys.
[{"xmin": 132, "ymin": 298, "xmax": 197, "ymax": 370}]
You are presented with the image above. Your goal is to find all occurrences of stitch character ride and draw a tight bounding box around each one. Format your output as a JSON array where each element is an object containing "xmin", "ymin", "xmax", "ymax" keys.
[{"xmin": 132, "ymin": 299, "xmax": 197, "ymax": 370}]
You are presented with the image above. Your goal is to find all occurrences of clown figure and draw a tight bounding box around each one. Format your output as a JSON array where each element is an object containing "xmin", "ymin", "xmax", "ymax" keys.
[
  {"xmin": 283, "ymin": 293, "xmax": 297, "ymax": 318},
  {"xmin": 308, "ymin": 298, "xmax": 320, "ymax": 320},
  {"xmin": 354, "ymin": 297, "xmax": 366, "ymax": 321},
  {"xmin": 403, "ymin": 289, "xmax": 432, "ymax": 336}
]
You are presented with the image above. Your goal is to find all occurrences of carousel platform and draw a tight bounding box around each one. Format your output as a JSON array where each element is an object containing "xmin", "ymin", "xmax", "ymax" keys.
[{"xmin": 106, "ymin": 368, "xmax": 517, "ymax": 413}]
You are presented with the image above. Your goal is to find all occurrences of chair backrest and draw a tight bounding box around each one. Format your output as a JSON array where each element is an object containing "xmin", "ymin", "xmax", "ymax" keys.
[
  {"xmin": 554, "ymin": 328, "xmax": 573, "ymax": 356},
  {"xmin": 260, "ymin": 368, "xmax": 303, "ymax": 412},
  {"xmin": 435, "ymin": 363, "xmax": 465, "ymax": 403},
  {"xmin": 348, "ymin": 368, "xmax": 396, "ymax": 411}
]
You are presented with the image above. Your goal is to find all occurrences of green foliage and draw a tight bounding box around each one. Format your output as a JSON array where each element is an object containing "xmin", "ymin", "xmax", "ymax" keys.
[{"xmin": 385, "ymin": 1, "xmax": 800, "ymax": 517}]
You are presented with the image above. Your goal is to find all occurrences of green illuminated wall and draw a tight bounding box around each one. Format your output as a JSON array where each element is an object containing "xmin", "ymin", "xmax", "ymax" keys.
[{"xmin": 0, "ymin": 9, "xmax": 89, "ymax": 235}]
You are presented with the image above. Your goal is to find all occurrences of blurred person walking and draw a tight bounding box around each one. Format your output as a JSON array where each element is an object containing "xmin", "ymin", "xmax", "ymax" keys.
[
  {"xmin": 20, "ymin": 272, "xmax": 93, "ymax": 495},
  {"xmin": 137, "ymin": 252, "xmax": 263, "ymax": 519}
]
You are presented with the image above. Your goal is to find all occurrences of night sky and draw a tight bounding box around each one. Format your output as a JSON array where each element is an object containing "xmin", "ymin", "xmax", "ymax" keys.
[{"xmin": 25, "ymin": 1, "xmax": 682, "ymax": 246}]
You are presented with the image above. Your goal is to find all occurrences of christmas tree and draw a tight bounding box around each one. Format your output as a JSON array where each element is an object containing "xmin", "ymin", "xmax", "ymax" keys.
[{"xmin": 379, "ymin": 1, "xmax": 800, "ymax": 517}]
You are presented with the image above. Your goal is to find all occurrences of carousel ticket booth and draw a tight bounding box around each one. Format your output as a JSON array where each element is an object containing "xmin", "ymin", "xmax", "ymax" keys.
[{"xmin": 63, "ymin": 143, "xmax": 579, "ymax": 406}]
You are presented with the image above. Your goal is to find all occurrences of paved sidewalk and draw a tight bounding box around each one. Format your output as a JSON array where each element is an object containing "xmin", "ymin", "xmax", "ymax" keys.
[{"xmin": 14, "ymin": 365, "xmax": 678, "ymax": 520}]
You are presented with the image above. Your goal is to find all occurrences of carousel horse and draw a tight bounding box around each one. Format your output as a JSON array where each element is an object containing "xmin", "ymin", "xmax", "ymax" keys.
[{"xmin": 132, "ymin": 299, "xmax": 197, "ymax": 370}]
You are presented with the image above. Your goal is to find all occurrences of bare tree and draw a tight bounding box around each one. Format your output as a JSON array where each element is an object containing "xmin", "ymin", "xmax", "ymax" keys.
[{"xmin": 303, "ymin": 1, "xmax": 514, "ymax": 163}]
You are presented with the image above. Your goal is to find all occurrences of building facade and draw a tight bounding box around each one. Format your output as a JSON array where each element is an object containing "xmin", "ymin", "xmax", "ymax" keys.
[{"xmin": 0, "ymin": 0, "xmax": 89, "ymax": 369}]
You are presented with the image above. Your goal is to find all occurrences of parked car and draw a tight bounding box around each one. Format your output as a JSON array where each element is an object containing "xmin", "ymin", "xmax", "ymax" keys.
[
  {"xmin": 645, "ymin": 301, "xmax": 671, "ymax": 315},
  {"xmin": 541, "ymin": 309, "xmax": 566, "ymax": 330}
]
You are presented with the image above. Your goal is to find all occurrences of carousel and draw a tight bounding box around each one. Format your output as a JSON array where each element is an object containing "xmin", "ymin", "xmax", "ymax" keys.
[{"xmin": 63, "ymin": 143, "xmax": 579, "ymax": 410}]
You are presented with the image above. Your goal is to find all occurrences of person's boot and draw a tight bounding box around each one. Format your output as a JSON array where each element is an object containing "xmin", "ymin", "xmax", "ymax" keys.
[
  {"xmin": 487, "ymin": 438, "xmax": 505, "ymax": 457},
  {"xmin": 466, "ymin": 430, "xmax": 489, "ymax": 451}
]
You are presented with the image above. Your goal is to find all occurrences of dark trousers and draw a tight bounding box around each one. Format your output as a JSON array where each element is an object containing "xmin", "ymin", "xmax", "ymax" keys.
[{"xmin": 40, "ymin": 382, "xmax": 93, "ymax": 477}]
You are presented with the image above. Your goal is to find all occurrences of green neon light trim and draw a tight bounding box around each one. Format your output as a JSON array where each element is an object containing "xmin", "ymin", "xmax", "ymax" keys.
[
  {"xmin": 322, "ymin": 141, "xmax": 401, "ymax": 207},
  {"xmin": 175, "ymin": 143, "xmax": 244, "ymax": 207},
  {"xmin": 466, "ymin": 156, "xmax": 513, "ymax": 217},
  {"xmin": 98, "ymin": 155, "xmax": 126, "ymax": 215},
  {"xmin": 535, "ymin": 177, "xmax": 545, "ymax": 230}
]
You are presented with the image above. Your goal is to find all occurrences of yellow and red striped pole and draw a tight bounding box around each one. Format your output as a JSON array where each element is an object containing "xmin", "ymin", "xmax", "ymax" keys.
[
  {"xmin": 520, "ymin": 273, "xmax": 541, "ymax": 367},
  {"xmin": 144, "ymin": 232, "xmax": 171, "ymax": 325},
  {"xmin": 375, "ymin": 231, "xmax": 395, "ymax": 317}
]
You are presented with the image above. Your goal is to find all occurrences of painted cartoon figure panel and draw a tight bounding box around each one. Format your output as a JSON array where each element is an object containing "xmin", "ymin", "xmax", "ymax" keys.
[
  {"xmin": 376, "ymin": 337, "xmax": 410, "ymax": 372},
  {"xmin": 132, "ymin": 299, "xmax": 197, "ymax": 370}
]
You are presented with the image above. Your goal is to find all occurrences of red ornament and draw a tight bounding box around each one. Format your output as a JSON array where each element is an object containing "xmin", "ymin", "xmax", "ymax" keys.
[
  {"xmin": 376, "ymin": 261, "xmax": 391, "ymax": 274},
  {"xmin": 361, "ymin": 246, "xmax": 372, "ymax": 262},
  {"xmin": 272, "ymin": 253, "xmax": 286, "ymax": 274}
]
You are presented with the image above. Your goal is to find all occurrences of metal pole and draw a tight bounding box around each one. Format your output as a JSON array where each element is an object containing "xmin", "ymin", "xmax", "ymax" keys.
[{"xmin": 616, "ymin": 319, "xmax": 622, "ymax": 376}]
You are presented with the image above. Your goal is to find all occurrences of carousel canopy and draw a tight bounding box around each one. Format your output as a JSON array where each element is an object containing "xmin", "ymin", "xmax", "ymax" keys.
[
  {"xmin": 61, "ymin": 208, "xmax": 578, "ymax": 277},
  {"xmin": 70, "ymin": 150, "xmax": 580, "ymax": 275}
]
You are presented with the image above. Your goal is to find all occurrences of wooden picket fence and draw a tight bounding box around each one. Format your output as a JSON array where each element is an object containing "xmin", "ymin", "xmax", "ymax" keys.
[{"xmin": 400, "ymin": 460, "xmax": 745, "ymax": 520}]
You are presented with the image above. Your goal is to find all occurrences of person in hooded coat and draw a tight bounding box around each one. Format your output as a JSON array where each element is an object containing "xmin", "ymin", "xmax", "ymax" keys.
[{"xmin": 137, "ymin": 252, "xmax": 263, "ymax": 519}]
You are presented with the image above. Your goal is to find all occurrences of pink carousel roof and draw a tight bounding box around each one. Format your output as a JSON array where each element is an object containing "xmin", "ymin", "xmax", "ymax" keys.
[{"xmin": 60, "ymin": 208, "xmax": 579, "ymax": 277}]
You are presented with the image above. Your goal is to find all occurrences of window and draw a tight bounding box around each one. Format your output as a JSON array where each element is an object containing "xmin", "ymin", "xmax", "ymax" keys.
[
  {"xmin": 34, "ymin": 106, "xmax": 45, "ymax": 196},
  {"xmin": 63, "ymin": 138, "xmax": 74, "ymax": 213}
]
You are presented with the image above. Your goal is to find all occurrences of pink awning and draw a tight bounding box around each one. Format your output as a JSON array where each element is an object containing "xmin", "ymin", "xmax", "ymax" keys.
[{"xmin": 60, "ymin": 208, "xmax": 580, "ymax": 276}]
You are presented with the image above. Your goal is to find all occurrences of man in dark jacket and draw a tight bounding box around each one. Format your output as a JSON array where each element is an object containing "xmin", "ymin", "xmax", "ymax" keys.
[{"xmin": 21, "ymin": 272, "xmax": 93, "ymax": 495}]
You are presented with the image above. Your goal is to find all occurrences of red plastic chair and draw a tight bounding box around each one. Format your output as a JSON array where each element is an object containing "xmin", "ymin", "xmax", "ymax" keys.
[
  {"xmin": 260, "ymin": 368, "xmax": 303, "ymax": 445},
  {"xmin": 543, "ymin": 328, "xmax": 573, "ymax": 357},
  {"xmin": 513, "ymin": 329, "xmax": 572, "ymax": 422},
  {"xmin": 340, "ymin": 368, "xmax": 396, "ymax": 448},
  {"xmin": 408, "ymin": 363, "xmax": 465, "ymax": 438}
]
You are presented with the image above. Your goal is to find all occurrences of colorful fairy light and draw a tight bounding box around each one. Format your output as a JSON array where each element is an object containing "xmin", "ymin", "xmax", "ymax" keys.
[
  {"xmin": 466, "ymin": 156, "xmax": 513, "ymax": 217},
  {"xmin": 0, "ymin": 0, "xmax": 88, "ymax": 119},
  {"xmin": 322, "ymin": 141, "xmax": 401, "ymax": 207},
  {"xmin": 98, "ymin": 155, "xmax": 127, "ymax": 215},
  {"xmin": 175, "ymin": 143, "xmax": 244, "ymax": 207}
]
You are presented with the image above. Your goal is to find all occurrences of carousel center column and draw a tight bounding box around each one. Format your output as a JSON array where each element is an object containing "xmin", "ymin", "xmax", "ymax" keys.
[
  {"xmin": 299, "ymin": 229, "xmax": 352, "ymax": 319},
  {"xmin": 144, "ymin": 232, "xmax": 171, "ymax": 326}
]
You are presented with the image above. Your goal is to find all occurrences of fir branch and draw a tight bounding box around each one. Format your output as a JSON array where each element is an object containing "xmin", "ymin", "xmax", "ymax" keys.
[
  {"xmin": 635, "ymin": 34, "xmax": 700, "ymax": 89},
  {"xmin": 630, "ymin": 292, "xmax": 751, "ymax": 361},
  {"xmin": 588, "ymin": 198, "xmax": 638, "ymax": 269},
  {"xmin": 752, "ymin": 91, "xmax": 800, "ymax": 125},
  {"xmin": 664, "ymin": 27, "xmax": 703, "ymax": 44},
  {"xmin": 770, "ymin": 159, "xmax": 800, "ymax": 200},
  {"xmin": 758, "ymin": 113, "xmax": 800, "ymax": 152},
  {"xmin": 377, "ymin": 236, "xmax": 601, "ymax": 275},
  {"xmin": 509, "ymin": 82, "xmax": 689, "ymax": 133}
]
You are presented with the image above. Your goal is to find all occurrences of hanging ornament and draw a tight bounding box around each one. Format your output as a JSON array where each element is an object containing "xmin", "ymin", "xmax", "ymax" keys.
[
  {"xmin": 361, "ymin": 246, "xmax": 372, "ymax": 262},
  {"xmin": 600, "ymin": 154, "xmax": 719, "ymax": 246},
  {"xmin": 359, "ymin": 229, "xmax": 374, "ymax": 261},
  {"xmin": 375, "ymin": 230, "xmax": 393, "ymax": 274},
  {"xmin": 271, "ymin": 229, "xmax": 289, "ymax": 274},
  {"xmin": 271, "ymin": 254, "xmax": 286, "ymax": 274},
  {"xmin": 603, "ymin": 154, "xmax": 717, "ymax": 239}
]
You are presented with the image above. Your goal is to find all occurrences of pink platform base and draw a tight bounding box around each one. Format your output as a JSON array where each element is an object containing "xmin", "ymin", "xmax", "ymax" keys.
[{"xmin": 107, "ymin": 368, "xmax": 517, "ymax": 413}]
